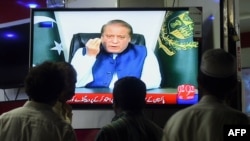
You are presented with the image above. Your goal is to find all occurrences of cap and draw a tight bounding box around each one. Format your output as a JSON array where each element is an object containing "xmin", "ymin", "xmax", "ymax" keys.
[{"xmin": 200, "ymin": 49, "xmax": 236, "ymax": 78}]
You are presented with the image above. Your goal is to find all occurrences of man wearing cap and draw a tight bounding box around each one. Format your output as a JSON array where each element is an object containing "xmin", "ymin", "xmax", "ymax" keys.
[{"xmin": 161, "ymin": 49, "xmax": 249, "ymax": 141}]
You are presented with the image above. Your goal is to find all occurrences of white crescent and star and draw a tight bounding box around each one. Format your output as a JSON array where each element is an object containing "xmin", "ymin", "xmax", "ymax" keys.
[
  {"xmin": 51, "ymin": 41, "xmax": 63, "ymax": 55},
  {"xmin": 34, "ymin": 16, "xmax": 63, "ymax": 55}
]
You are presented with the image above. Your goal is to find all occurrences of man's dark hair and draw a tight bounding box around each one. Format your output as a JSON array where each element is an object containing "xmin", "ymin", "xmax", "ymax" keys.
[
  {"xmin": 112, "ymin": 76, "xmax": 146, "ymax": 112},
  {"xmin": 101, "ymin": 19, "xmax": 133, "ymax": 37},
  {"xmin": 24, "ymin": 61, "xmax": 65, "ymax": 103}
]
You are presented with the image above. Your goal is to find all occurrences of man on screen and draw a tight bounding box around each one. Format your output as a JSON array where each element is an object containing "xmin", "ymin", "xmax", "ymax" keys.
[{"xmin": 71, "ymin": 19, "xmax": 161, "ymax": 89}]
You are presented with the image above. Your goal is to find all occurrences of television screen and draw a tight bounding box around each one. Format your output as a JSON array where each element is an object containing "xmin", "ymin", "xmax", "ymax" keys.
[
  {"xmin": 242, "ymin": 67, "xmax": 250, "ymax": 117},
  {"xmin": 30, "ymin": 7, "xmax": 202, "ymax": 106},
  {"xmin": 0, "ymin": 23, "xmax": 29, "ymax": 92}
]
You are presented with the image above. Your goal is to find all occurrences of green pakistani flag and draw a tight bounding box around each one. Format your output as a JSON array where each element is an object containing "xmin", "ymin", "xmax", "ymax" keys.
[
  {"xmin": 155, "ymin": 10, "xmax": 199, "ymax": 88},
  {"xmin": 32, "ymin": 11, "xmax": 65, "ymax": 66}
]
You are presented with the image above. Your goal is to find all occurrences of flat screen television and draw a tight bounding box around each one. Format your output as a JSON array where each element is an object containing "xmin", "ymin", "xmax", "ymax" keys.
[
  {"xmin": 0, "ymin": 23, "xmax": 29, "ymax": 93},
  {"xmin": 242, "ymin": 67, "xmax": 250, "ymax": 117},
  {"xmin": 30, "ymin": 7, "xmax": 202, "ymax": 107}
]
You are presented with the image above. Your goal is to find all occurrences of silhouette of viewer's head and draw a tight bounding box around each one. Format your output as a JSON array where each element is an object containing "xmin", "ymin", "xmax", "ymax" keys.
[
  {"xmin": 56, "ymin": 62, "xmax": 77, "ymax": 102},
  {"xmin": 198, "ymin": 49, "xmax": 237, "ymax": 100},
  {"xmin": 24, "ymin": 61, "xmax": 66, "ymax": 105},
  {"xmin": 112, "ymin": 76, "xmax": 146, "ymax": 113}
]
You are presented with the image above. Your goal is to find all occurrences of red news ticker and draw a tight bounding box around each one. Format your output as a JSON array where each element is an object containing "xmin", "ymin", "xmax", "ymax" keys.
[{"xmin": 67, "ymin": 93, "xmax": 177, "ymax": 105}]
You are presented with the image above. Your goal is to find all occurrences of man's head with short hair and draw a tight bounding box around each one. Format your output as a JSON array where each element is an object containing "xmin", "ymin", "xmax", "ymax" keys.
[
  {"xmin": 198, "ymin": 49, "xmax": 237, "ymax": 100},
  {"xmin": 101, "ymin": 19, "xmax": 133, "ymax": 37},
  {"xmin": 25, "ymin": 61, "xmax": 67, "ymax": 104},
  {"xmin": 100, "ymin": 19, "xmax": 133, "ymax": 54},
  {"xmin": 112, "ymin": 76, "xmax": 146, "ymax": 113}
]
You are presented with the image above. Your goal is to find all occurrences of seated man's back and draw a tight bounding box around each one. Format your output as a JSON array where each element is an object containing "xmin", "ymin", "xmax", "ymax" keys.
[
  {"xmin": 0, "ymin": 61, "xmax": 77, "ymax": 141},
  {"xmin": 97, "ymin": 112, "xmax": 162, "ymax": 141},
  {"xmin": 162, "ymin": 49, "xmax": 249, "ymax": 141},
  {"xmin": 95, "ymin": 77, "xmax": 163, "ymax": 141},
  {"xmin": 0, "ymin": 101, "xmax": 76, "ymax": 141},
  {"xmin": 163, "ymin": 95, "xmax": 249, "ymax": 141}
]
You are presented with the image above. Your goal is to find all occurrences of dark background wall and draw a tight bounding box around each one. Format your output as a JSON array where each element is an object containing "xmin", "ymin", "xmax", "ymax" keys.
[{"xmin": 0, "ymin": 1, "xmax": 46, "ymax": 89}]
